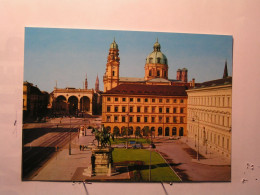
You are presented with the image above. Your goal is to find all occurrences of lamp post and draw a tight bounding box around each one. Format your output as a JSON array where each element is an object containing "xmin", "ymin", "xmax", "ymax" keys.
[
  {"xmin": 69, "ymin": 116, "xmax": 72, "ymax": 155},
  {"xmin": 149, "ymin": 127, "xmax": 152, "ymax": 182},
  {"xmin": 192, "ymin": 116, "xmax": 199, "ymax": 161}
]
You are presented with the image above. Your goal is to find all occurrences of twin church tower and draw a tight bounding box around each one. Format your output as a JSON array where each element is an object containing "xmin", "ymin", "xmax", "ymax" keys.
[{"xmin": 103, "ymin": 38, "xmax": 189, "ymax": 92}]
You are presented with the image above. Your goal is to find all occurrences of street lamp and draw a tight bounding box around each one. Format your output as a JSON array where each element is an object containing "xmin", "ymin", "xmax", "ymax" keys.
[
  {"xmin": 69, "ymin": 116, "xmax": 72, "ymax": 155},
  {"xmin": 192, "ymin": 116, "xmax": 199, "ymax": 161}
]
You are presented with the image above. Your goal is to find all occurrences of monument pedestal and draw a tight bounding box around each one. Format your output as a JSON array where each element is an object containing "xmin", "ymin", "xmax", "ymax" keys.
[{"xmin": 84, "ymin": 147, "xmax": 115, "ymax": 177}]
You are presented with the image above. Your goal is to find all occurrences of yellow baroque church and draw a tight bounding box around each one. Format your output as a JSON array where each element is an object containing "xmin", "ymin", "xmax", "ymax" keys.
[{"xmin": 102, "ymin": 38, "xmax": 193, "ymax": 136}]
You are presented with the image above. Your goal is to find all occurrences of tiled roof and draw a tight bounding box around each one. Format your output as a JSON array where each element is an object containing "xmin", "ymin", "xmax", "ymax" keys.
[
  {"xmin": 196, "ymin": 77, "xmax": 232, "ymax": 88},
  {"xmin": 104, "ymin": 84, "xmax": 188, "ymax": 96}
]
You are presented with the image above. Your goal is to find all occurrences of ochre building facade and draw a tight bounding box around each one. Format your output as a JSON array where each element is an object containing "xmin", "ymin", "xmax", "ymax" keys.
[
  {"xmin": 102, "ymin": 39, "xmax": 191, "ymax": 136},
  {"xmin": 102, "ymin": 84, "xmax": 187, "ymax": 136}
]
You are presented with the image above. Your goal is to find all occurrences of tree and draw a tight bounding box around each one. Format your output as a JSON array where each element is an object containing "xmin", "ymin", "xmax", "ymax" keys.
[
  {"xmin": 135, "ymin": 127, "xmax": 141, "ymax": 139},
  {"xmin": 142, "ymin": 126, "xmax": 151, "ymax": 139},
  {"xmin": 113, "ymin": 127, "xmax": 120, "ymax": 139},
  {"xmin": 121, "ymin": 127, "xmax": 128, "ymax": 137}
]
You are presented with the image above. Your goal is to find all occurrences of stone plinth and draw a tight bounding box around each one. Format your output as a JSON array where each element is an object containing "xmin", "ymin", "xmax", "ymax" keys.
[{"xmin": 91, "ymin": 147, "xmax": 114, "ymax": 176}]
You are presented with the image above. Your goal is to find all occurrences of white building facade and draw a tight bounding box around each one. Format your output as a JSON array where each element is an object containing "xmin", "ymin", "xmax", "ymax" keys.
[{"xmin": 186, "ymin": 77, "xmax": 232, "ymax": 159}]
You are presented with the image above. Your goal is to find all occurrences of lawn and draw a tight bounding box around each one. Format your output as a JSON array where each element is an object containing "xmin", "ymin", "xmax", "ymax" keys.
[{"xmin": 112, "ymin": 148, "xmax": 181, "ymax": 182}]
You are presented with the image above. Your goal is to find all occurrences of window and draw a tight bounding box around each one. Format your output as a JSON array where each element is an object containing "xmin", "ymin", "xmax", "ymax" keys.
[
  {"xmin": 144, "ymin": 117, "xmax": 148, "ymax": 123},
  {"xmin": 149, "ymin": 70, "xmax": 152, "ymax": 76},
  {"xmin": 137, "ymin": 98, "xmax": 141, "ymax": 102},
  {"xmin": 173, "ymin": 99, "xmax": 177, "ymax": 103},
  {"xmin": 122, "ymin": 116, "xmax": 125, "ymax": 122},
  {"xmin": 145, "ymin": 98, "xmax": 148, "ymax": 102},
  {"xmin": 157, "ymin": 57, "xmax": 161, "ymax": 63},
  {"xmin": 166, "ymin": 117, "xmax": 169, "ymax": 123},
  {"xmin": 112, "ymin": 71, "xmax": 115, "ymax": 76},
  {"xmin": 130, "ymin": 106, "xmax": 133, "ymax": 113},
  {"xmin": 107, "ymin": 116, "xmax": 111, "ymax": 122},
  {"xmin": 152, "ymin": 98, "xmax": 155, "ymax": 103},
  {"xmin": 115, "ymin": 97, "xmax": 118, "ymax": 102},
  {"xmin": 180, "ymin": 117, "xmax": 184, "ymax": 123},
  {"xmin": 152, "ymin": 106, "xmax": 156, "ymax": 113},
  {"xmin": 114, "ymin": 116, "xmax": 118, "ymax": 122},
  {"xmin": 166, "ymin": 99, "xmax": 170, "ymax": 103},
  {"xmin": 144, "ymin": 106, "xmax": 148, "ymax": 113},
  {"xmin": 159, "ymin": 99, "xmax": 163, "ymax": 103},
  {"xmin": 129, "ymin": 116, "xmax": 133, "ymax": 122},
  {"xmin": 122, "ymin": 106, "xmax": 126, "ymax": 112},
  {"xmin": 137, "ymin": 116, "xmax": 141, "ymax": 122},
  {"xmin": 173, "ymin": 107, "xmax": 177, "ymax": 113},
  {"xmin": 107, "ymin": 106, "xmax": 111, "ymax": 112},
  {"xmin": 114, "ymin": 106, "xmax": 118, "ymax": 112},
  {"xmin": 130, "ymin": 98, "xmax": 133, "ymax": 102},
  {"xmin": 180, "ymin": 108, "xmax": 184, "ymax": 113},
  {"xmin": 137, "ymin": 107, "xmax": 141, "ymax": 112},
  {"xmin": 159, "ymin": 107, "xmax": 163, "ymax": 113},
  {"xmin": 173, "ymin": 117, "xmax": 177, "ymax": 123},
  {"xmin": 122, "ymin": 98, "xmax": 126, "ymax": 102},
  {"xmin": 180, "ymin": 99, "xmax": 184, "ymax": 103},
  {"xmin": 152, "ymin": 117, "xmax": 155, "ymax": 123},
  {"xmin": 157, "ymin": 70, "xmax": 160, "ymax": 76},
  {"xmin": 107, "ymin": 97, "xmax": 111, "ymax": 101},
  {"xmin": 166, "ymin": 108, "xmax": 169, "ymax": 113},
  {"xmin": 159, "ymin": 117, "xmax": 163, "ymax": 122}
]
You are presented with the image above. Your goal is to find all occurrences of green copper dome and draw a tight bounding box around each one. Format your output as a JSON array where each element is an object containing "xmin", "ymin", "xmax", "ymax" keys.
[
  {"xmin": 146, "ymin": 39, "xmax": 168, "ymax": 65},
  {"xmin": 110, "ymin": 38, "xmax": 118, "ymax": 49}
]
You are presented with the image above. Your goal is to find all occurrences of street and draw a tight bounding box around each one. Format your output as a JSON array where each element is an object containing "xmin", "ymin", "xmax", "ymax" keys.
[{"xmin": 22, "ymin": 116, "xmax": 101, "ymax": 179}]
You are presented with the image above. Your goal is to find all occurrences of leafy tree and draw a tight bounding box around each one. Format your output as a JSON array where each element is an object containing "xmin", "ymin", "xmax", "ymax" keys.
[
  {"xmin": 113, "ymin": 127, "xmax": 120, "ymax": 139},
  {"xmin": 135, "ymin": 127, "xmax": 141, "ymax": 139},
  {"xmin": 121, "ymin": 127, "xmax": 128, "ymax": 137},
  {"xmin": 142, "ymin": 126, "xmax": 151, "ymax": 137}
]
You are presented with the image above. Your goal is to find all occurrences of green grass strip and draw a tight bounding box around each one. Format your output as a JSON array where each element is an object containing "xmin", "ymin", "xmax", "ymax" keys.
[{"xmin": 113, "ymin": 148, "xmax": 181, "ymax": 182}]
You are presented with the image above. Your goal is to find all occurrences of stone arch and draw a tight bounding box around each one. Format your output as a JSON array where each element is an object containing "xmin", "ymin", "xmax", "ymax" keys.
[
  {"xmin": 106, "ymin": 126, "xmax": 111, "ymax": 132},
  {"xmin": 165, "ymin": 127, "xmax": 170, "ymax": 136},
  {"xmin": 54, "ymin": 95, "xmax": 68, "ymax": 115},
  {"xmin": 80, "ymin": 96, "xmax": 91, "ymax": 112},
  {"xmin": 172, "ymin": 127, "xmax": 177, "ymax": 136},
  {"xmin": 179, "ymin": 127, "xmax": 184, "ymax": 136},
  {"xmin": 158, "ymin": 127, "xmax": 162, "ymax": 136},
  {"xmin": 129, "ymin": 126, "xmax": 134, "ymax": 135},
  {"xmin": 68, "ymin": 96, "xmax": 78, "ymax": 115}
]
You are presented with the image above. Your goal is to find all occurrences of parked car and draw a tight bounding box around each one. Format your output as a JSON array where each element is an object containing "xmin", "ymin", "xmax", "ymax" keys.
[{"xmin": 133, "ymin": 142, "xmax": 143, "ymax": 149}]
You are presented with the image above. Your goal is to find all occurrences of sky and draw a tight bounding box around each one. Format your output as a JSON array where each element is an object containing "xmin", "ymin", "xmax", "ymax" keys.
[{"xmin": 24, "ymin": 27, "xmax": 233, "ymax": 93}]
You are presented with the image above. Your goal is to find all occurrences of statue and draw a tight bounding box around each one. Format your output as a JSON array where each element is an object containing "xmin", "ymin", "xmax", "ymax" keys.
[{"xmin": 94, "ymin": 125, "xmax": 111, "ymax": 148}]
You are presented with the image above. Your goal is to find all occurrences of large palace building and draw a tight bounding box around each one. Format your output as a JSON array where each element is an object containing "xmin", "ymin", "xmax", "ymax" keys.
[
  {"xmin": 186, "ymin": 63, "xmax": 232, "ymax": 158},
  {"xmin": 102, "ymin": 39, "xmax": 193, "ymax": 136}
]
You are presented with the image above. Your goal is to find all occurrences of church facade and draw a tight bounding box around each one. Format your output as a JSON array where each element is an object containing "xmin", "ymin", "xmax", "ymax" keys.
[{"xmin": 102, "ymin": 39, "xmax": 192, "ymax": 136}]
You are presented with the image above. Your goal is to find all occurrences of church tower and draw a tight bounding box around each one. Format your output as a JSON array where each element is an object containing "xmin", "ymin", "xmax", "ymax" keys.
[
  {"xmin": 103, "ymin": 38, "xmax": 120, "ymax": 92},
  {"xmin": 95, "ymin": 74, "xmax": 99, "ymax": 92},
  {"xmin": 223, "ymin": 60, "xmax": 228, "ymax": 78},
  {"xmin": 85, "ymin": 73, "xmax": 88, "ymax": 89},
  {"xmin": 144, "ymin": 38, "xmax": 168, "ymax": 80}
]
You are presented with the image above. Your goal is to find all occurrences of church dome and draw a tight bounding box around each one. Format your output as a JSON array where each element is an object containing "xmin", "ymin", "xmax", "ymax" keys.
[
  {"xmin": 110, "ymin": 38, "xmax": 118, "ymax": 49},
  {"xmin": 146, "ymin": 39, "xmax": 168, "ymax": 65}
]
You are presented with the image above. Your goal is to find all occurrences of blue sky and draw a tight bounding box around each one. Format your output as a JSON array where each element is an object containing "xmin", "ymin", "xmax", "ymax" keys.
[{"xmin": 24, "ymin": 28, "xmax": 233, "ymax": 93}]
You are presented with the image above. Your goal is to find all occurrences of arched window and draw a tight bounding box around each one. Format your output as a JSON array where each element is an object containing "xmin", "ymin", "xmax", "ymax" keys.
[
  {"xmin": 112, "ymin": 71, "xmax": 115, "ymax": 76},
  {"xmin": 157, "ymin": 70, "xmax": 160, "ymax": 77},
  {"xmin": 157, "ymin": 57, "xmax": 161, "ymax": 63},
  {"xmin": 149, "ymin": 70, "xmax": 152, "ymax": 76}
]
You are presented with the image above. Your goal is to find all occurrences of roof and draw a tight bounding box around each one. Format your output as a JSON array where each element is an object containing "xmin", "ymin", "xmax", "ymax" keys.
[
  {"xmin": 104, "ymin": 84, "xmax": 188, "ymax": 96},
  {"xmin": 119, "ymin": 77, "xmax": 145, "ymax": 82},
  {"xmin": 195, "ymin": 77, "xmax": 232, "ymax": 88},
  {"xmin": 146, "ymin": 78, "xmax": 171, "ymax": 83}
]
